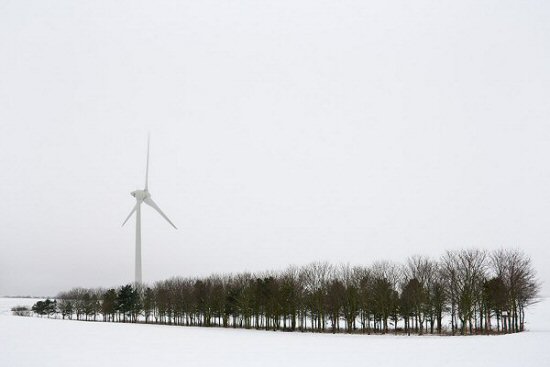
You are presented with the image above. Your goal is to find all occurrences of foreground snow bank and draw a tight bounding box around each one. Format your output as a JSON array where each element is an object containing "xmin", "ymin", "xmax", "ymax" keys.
[{"xmin": 1, "ymin": 298, "xmax": 549, "ymax": 367}]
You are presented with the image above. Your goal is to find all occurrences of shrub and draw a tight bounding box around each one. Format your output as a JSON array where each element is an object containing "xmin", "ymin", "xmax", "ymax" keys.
[{"xmin": 11, "ymin": 305, "xmax": 31, "ymax": 317}]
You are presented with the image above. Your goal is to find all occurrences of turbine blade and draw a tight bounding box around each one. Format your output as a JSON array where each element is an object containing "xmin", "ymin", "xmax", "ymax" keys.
[
  {"xmin": 122, "ymin": 203, "xmax": 139, "ymax": 227},
  {"xmin": 145, "ymin": 134, "xmax": 150, "ymax": 190},
  {"xmin": 144, "ymin": 197, "xmax": 177, "ymax": 229}
]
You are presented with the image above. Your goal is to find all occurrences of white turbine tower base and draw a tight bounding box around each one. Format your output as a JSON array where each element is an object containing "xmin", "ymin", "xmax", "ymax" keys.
[{"xmin": 122, "ymin": 135, "xmax": 177, "ymax": 286}]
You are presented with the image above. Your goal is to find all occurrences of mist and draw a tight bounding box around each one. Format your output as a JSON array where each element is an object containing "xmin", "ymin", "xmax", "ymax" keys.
[{"xmin": 1, "ymin": 0, "xmax": 549, "ymax": 296}]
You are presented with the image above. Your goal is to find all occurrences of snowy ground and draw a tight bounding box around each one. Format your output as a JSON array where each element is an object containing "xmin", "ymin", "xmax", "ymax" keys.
[{"xmin": 1, "ymin": 297, "xmax": 549, "ymax": 367}]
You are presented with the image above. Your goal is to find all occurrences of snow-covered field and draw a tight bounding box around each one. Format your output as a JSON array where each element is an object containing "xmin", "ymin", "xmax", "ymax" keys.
[{"xmin": 1, "ymin": 297, "xmax": 549, "ymax": 367}]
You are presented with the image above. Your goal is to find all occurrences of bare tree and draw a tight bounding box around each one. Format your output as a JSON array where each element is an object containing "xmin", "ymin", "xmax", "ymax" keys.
[{"xmin": 491, "ymin": 249, "xmax": 540, "ymax": 332}]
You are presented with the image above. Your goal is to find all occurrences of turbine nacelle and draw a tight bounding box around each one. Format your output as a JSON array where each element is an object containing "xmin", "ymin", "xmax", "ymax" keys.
[{"xmin": 131, "ymin": 189, "xmax": 150, "ymax": 201}]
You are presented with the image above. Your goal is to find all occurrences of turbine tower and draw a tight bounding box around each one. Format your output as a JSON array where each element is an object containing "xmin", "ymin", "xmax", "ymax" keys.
[{"xmin": 122, "ymin": 135, "xmax": 177, "ymax": 286}]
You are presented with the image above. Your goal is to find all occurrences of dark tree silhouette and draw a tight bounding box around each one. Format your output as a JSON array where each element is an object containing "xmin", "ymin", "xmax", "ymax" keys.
[{"xmin": 29, "ymin": 248, "xmax": 539, "ymax": 336}]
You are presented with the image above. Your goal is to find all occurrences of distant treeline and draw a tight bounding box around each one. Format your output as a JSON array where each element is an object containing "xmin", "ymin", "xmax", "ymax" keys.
[{"xmin": 30, "ymin": 248, "xmax": 539, "ymax": 335}]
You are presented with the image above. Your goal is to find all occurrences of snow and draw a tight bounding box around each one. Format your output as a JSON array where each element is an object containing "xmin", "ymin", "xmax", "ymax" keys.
[{"xmin": 1, "ymin": 297, "xmax": 549, "ymax": 367}]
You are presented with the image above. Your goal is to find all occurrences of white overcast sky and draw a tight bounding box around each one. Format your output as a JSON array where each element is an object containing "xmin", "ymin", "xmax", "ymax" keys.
[{"xmin": 1, "ymin": 0, "xmax": 549, "ymax": 296}]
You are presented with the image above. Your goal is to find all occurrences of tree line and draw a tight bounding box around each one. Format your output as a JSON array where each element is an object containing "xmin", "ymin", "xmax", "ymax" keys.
[{"xmin": 30, "ymin": 248, "xmax": 540, "ymax": 335}]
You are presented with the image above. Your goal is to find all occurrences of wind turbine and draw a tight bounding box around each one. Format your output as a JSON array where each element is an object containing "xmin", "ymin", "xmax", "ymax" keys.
[{"xmin": 122, "ymin": 135, "xmax": 177, "ymax": 286}]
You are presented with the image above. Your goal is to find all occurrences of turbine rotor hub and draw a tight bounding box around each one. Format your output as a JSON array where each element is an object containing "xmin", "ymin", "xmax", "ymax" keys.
[{"xmin": 131, "ymin": 189, "xmax": 150, "ymax": 201}]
